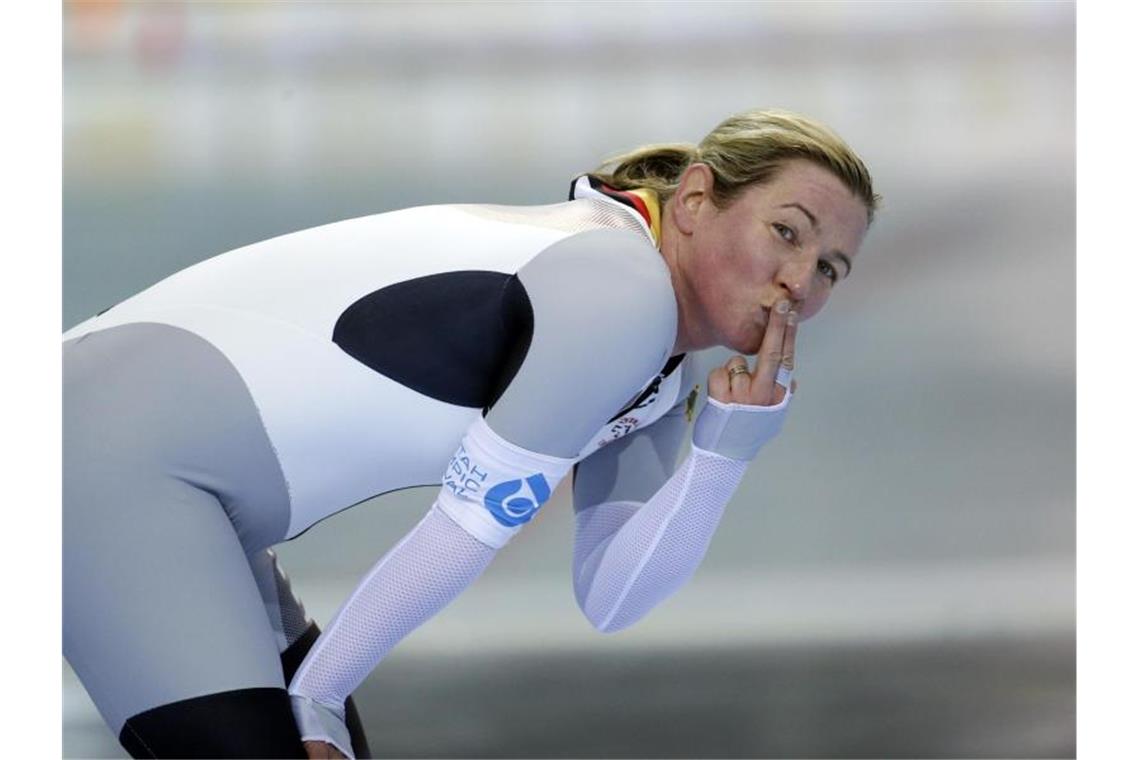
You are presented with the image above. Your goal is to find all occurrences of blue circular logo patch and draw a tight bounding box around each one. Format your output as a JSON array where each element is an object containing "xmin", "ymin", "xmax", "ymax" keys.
[{"xmin": 484, "ymin": 474, "xmax": 552, "ymax": 527}]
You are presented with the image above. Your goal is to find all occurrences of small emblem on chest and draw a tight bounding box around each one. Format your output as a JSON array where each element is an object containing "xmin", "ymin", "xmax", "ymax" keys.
[
  {"xmin": 597, "ymin": 416, "xmax": 641, "ymax": 449},
  {"xmin": 685, "ymin": 384, "xmax": 700, "ymax": 422}
]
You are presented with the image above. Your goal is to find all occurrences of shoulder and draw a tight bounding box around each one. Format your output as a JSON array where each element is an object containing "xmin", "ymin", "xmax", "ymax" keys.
[
  {"xmin": 526, "ymin": 226, "xmax": 670, "ymax": 291},
  {"xmin": 483, "ymin": 228, "xmax": 679, "ymax": 456},
  {"xmin": 516, "ymin": 227, "xmax": 677, "ymax": 363}
]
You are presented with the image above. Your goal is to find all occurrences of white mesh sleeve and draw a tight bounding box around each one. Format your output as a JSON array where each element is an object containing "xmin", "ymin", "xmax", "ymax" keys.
[
  {"xmin": 287, "ymin": 503, "xmax": 496, "ymax": 757},
  {"xmin": 572, "ymin": 445, "xmax": 749, "ymax": 633},
  {"xmin": 287, "ymin": 417, "xmax": 574, "ymax": 758}
]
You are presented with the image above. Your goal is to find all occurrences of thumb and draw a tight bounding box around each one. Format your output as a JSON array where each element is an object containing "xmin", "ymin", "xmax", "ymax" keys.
[{"xmin": 707, "ymin": 363, "xmax": 734, "ymax": 402}]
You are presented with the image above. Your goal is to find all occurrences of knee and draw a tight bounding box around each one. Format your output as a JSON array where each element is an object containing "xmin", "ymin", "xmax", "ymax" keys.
[{"xmin": 119, "ymin": 687, "xmax": 305, "ymax": 759}]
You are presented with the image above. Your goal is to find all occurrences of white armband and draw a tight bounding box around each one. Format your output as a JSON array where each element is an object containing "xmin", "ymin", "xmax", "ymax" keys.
[{"xmin": 436, "ymin": 416, "xmax": 576, "ymax": 549}]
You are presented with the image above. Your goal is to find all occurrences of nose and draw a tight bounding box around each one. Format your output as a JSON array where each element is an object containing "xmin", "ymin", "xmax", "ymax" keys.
[{"xmin": 776, "ymin": 258, "xmax": 814, "ymax": 306}]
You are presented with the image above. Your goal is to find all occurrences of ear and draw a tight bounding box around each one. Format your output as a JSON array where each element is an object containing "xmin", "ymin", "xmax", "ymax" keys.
[{"xmin": 671, "ymin": 163, "xmax": 714, "ymax": 235}]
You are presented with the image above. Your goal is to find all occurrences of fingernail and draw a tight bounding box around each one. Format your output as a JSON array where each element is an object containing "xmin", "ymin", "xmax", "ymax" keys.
[
  {"xmin": 776, "ymin": 300, "xmax": 790, "ymax": 314},
  {"xmin": 787, "ymin": 311, "xmax": 798, "ymax": 325}
]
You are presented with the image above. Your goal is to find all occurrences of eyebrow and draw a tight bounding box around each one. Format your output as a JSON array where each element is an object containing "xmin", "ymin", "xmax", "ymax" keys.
[
  {"xmin": 779, "ymin": 203, "xmax": 853, "ymax": 278},
  {"xmin": 780, "ymin": 202, "xmax": 818, "ymax": 231}
]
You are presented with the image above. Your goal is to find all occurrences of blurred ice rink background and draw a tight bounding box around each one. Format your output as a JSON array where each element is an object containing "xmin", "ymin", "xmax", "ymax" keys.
[{"xmin": 63, "ymin": 1, "xmax": 1075, "ymax": 757}]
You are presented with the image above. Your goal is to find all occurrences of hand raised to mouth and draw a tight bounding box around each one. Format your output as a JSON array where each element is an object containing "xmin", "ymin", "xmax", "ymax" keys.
[{"xmin": 709, "ymin": 299, "xmax": 798, "ymax": 407}]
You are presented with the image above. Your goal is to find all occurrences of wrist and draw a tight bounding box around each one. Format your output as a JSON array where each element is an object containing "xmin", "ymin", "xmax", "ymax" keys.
[
  {"xmin": 290, "ymin": 693, "xmax": 354, "ymax": 759},
  {"xmin": 692, "ymin": 390, "xmax": 794, "ymax": 460}
]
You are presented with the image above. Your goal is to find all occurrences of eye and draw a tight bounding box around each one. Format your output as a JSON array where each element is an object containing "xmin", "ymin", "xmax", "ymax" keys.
[
  {"xmin": 773, "ymin": 222, "xmax": 798, "ymax": 245},
  {"xmin": 817, "ymin": 259, "xmax": 838, "ymax": 284}
]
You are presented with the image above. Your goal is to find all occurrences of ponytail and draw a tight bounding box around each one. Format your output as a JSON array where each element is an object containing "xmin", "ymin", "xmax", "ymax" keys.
[
  {"xmin": 589, "ymin": 143, "xmax": 698, "ymax": 202},
  {"xmin": 583, "ymin": 109, "xmax": 880, "ymax": 224}
]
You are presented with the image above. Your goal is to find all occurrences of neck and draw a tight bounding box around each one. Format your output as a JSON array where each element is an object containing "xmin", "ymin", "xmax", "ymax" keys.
[{"xmin": 658, "ymin": 197, "xmax": 715, "ymax": 355}]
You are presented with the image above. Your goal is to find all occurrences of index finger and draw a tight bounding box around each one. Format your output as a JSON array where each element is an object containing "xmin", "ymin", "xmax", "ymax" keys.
[
  {"xmin": 749, "ymin": 300, "xmax": 789, "ymax": 405},
  {"xmin": 781, "ymin": 309, "xmax": 798, "ymax": 374}
]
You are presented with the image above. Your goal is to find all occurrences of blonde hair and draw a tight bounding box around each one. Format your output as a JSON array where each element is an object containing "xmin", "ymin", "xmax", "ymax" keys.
[{"xmin": 590, "ymin": 109, "xmax": 881, "ymax": 224}]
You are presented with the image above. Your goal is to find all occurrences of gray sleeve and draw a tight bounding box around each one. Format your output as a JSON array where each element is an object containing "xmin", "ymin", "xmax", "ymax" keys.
[
  {"xmin": 484, "ymin": 228, "xmax": 677, "ymax": 458},
  {"xmin": 571, "ymin": 354, "xmax": 700, "ymax": 510}
]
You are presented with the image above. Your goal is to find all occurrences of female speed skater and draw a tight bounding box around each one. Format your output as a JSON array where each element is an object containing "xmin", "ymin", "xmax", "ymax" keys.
[{"xmin": 63, "ymin": 108, "xmax": 878, "ymax": 758}]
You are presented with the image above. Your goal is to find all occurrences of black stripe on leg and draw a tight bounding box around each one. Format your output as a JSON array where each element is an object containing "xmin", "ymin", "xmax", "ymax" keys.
[{"xmin": 119, "ymin": 687, "xmax": 305, "ymax": 759}]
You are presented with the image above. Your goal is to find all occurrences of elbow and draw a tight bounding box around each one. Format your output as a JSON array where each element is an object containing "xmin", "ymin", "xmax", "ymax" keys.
[
  {"xmin": 593, "ymin": 616, "xmax": 633, "ymax": 634},
  {"xmin": 585, "ymin": 609, "xmax": 622, "ymax": 634},
  {"xmin": 579, "ymin": 597, "xmax": 641, "ymax": 634},
  {"xmin": 573, "ymin": 574, "xmax": 616, "ymax": 632},
  {"xmin": 579, "ymin": 574, "xmax": 696, "ymax": 634}
]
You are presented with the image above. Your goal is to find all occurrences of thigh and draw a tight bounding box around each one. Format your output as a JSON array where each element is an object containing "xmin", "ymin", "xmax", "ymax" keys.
[{"xmin": 63, "ymin": 468, "xmax": 302, "ymax": 757}]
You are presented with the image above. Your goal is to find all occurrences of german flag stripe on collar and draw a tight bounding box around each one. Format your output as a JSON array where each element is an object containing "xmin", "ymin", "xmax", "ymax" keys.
[{"xmin": 568, "ymin": 175, "xmax": 662, "ymax": 247}]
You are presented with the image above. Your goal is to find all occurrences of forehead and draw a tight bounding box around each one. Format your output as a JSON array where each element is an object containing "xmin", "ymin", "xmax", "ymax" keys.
[{"xmin": 739, "ymin": 160, "xmax": 869, "ymax": 241}]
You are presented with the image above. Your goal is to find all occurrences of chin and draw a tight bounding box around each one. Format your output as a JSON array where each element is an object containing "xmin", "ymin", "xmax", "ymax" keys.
[
  {"xmin": 714, "ymin": 316, "xmax": 765, "ymax": 355},
  {"xmin": 728, "ymin": 330, "xmax": 764, "ymax": 356}
]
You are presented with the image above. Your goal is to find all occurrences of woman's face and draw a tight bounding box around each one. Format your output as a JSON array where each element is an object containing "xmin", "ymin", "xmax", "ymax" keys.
[{"xmin": 676, "ymin": 159, "xmax": 870, "ymax": 355}]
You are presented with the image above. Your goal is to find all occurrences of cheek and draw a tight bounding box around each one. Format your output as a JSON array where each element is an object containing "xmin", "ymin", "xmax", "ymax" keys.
[
  {"xmin": 724, "ymin": 245, "xmax": 778, "ymax": 305},
  {"xmin": 699, "ymin": 241, "xmax": 753, "ymax": 300}
]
